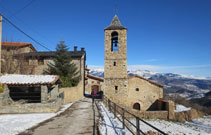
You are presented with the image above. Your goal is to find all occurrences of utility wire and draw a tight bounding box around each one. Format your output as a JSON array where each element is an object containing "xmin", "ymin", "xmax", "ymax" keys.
[
  {"xmin": 10, "ymin": 0, "xmax": 35, "ymax": 18},
  {"xmin": 2, "ymin": 15, "xmax": 52, "ymax": 51},
  {"xmin": 0, "ymin": 4, "xmax": 56, "ymax": 45}
]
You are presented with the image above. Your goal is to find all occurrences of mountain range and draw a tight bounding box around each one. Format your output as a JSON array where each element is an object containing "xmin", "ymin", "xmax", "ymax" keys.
[{"xmin": 88, "ymin": 69, "xmax": 211, "ymax": 99}]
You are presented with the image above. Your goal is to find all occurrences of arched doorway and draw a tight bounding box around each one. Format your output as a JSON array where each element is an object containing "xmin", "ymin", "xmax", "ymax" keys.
[
  {"xmin": 91, "ymin": 85, "xmax": 99, "ymax": 93},
  {"xmin": 133, "ymin": 103, "xmax": 140, "ymax": 110}
]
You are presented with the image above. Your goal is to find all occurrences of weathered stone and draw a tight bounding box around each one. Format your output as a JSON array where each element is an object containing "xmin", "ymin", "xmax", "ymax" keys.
[
  {"xmin": 174, "ymin": 109, "xmax": 204, "ymax": 122},
  {"xmin": 103, "ymin": 16, "xmax": 165, "ymax": 112}
]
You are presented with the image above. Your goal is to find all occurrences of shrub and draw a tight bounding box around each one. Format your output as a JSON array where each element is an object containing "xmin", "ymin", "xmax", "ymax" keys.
[{"xmin": 0, "ymin": 83, "xmax": 4, "ymax": 93}]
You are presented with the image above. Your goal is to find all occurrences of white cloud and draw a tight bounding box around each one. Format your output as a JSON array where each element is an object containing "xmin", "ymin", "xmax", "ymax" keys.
[{"xmin": 88, "ymin": 64, "xmax": 211, "ymax": 77}]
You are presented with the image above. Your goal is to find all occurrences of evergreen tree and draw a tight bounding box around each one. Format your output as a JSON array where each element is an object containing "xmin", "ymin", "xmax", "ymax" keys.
[{"xmin": 44, "ymin": 41, "xmax": 79, "ymax": 87}]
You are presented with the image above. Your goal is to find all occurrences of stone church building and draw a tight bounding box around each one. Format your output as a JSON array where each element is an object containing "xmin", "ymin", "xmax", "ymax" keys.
[{"xmin": 104, "ymin": 15, "xmax": 164, "ymax": 111}]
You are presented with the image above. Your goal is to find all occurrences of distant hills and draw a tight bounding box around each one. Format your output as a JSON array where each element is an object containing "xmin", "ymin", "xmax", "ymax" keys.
[{"xmin": 88, "ymin": 69, "xmax": 211, "ymax": 99}]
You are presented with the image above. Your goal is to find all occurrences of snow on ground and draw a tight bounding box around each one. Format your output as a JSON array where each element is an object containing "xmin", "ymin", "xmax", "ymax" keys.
[
  {"xmin": 98, "ymin": 101, "xmax": 211, "ymax": 135},
  {"xmin": 0, "ymin": 103, "xmax": 72, "ymax": 135},
  {"xmin": 186, "ymin": 116, "xmax": 211, "ymax": 133},
  {"xmin": 98, "ymin": 102, "xmax": 129, "ymax": 135},
  {"xmin": 174, "ymin": 104, "xmax": 191, "ymax": 112},
  {"xmin": 131, "ymin": 117, "xmax": 211, "ymax": 135}
]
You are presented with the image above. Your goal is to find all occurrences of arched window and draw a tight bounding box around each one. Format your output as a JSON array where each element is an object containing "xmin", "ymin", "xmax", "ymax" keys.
[
  {"xmin": 133, "ymin": 103, "xmax": 140, "ymax": 110},
  {"xmin": 111, "ymin": 32, "xmax": 118, "ymax": 52}
]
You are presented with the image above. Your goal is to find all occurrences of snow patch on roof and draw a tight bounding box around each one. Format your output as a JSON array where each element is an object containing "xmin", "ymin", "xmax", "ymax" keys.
[
  {"xmin": 174, "ymin": 104, "xmax": 191, "ymax": 112},
  {"xmin": 0, "ymin": 74, "xmax": 59, "ymax": 85}
]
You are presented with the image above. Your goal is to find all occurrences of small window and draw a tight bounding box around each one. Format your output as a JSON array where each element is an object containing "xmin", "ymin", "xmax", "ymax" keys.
[
  {"xmin": 38, "ymin": 59, "xmax": 44, "ymax": 65},
  {"xmin": 113, "ymin": 62, "xmax": 116, "ymax": 66},
  {"xmin": 115, "ymin": 86, "xmax": 118, "ymax": 93},
  {"xmin": 136, "ymin": 88, "xmax": 139, "ymax": 91}
]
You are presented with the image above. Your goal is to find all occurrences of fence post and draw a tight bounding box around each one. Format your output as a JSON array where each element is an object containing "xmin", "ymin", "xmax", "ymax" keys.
[
  {"xmin": 136, "ymin": 117, "xmax": 140, "ymax": 135},
  {"xmin": 122, "ymin": 108, "xmax": 125, "ymax": 129},
  {"xmin": 108, "ymin": 99, "xmax": 111, "ymax": 112},
  {"xmin": 114, "ymin": 103, "xmax": 116, "ymax": 118}
]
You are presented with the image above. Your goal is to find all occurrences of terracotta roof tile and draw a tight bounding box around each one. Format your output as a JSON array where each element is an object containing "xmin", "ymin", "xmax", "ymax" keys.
[
  {"xmin": 158, "ymin": 98, "xmax": 169, "ymax": 103},
  {"xmin": 2, "ymin": 42, "xmax": 37, "ymax": 52},
  {"xmin": 87, "ymin": 74, "xmax": 104, "ymax": 82}
]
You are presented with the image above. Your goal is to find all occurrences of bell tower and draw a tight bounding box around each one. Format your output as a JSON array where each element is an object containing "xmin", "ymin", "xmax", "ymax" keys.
[{"xmin": 104, "ymin": 15, "xmax": 128, "ymax": 105}]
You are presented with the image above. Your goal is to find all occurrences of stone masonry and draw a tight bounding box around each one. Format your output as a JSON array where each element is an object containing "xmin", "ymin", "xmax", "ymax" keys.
[{"xmin": 104, "ymin": 15, "xmax": 128, "ymax": 106}]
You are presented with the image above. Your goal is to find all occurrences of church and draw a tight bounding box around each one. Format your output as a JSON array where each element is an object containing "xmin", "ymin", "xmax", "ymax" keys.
[{"xmin": 103, "ymin": 15, "xmax": 164, "ymax": 111}]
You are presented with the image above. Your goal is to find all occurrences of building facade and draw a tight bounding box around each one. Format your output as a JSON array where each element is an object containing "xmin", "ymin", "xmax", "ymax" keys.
[
  {"xmin": 104, "ymin": 15, "xmax": 128, "ymax": 105},
  {"xmin": 85, "ymin": 73, "xmax": 104, "ymax": 94},
  {"xmin": 1, "ymin": 42, "xmax": 37, "ymax": 74},
  {"xmin": 104, "ymin": 15, "xmax": 164, "ymax": 111}
]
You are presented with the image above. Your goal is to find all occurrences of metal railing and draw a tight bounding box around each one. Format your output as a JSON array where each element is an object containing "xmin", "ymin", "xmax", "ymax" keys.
[{"xmin": 99, "ymin": 96, "xmax": 167, "ymax": 135}]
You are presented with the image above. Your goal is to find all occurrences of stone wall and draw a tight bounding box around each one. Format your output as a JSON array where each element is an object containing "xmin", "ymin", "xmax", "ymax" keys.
[
  {"xmin": 104, "ymin": 29, "xmax": 128, "ymax": 106},
  {"xmin": 103, "ymin": 97, "xmax": 168, "ymax": 120},
  {"xmin": 130, "ymin": 110, "xmax": 168, "ymax": 120},
  {"xmin": 0, "ymin": 98, "xmax": 62, "ymax": 113},
  {"xmin": 175, "ymin": 109, "xmax": 204, "ymax": 122},
  {"xmin": 128, "ymin": 77, "xmax": 163, "ymax": 111},
  {"xmin": 60, "ymin": 80, "xmax": 84, "ymax": 104},
  {"xmin": 104, "ymin": 78, "xmax": 128, "ymax": 106}
]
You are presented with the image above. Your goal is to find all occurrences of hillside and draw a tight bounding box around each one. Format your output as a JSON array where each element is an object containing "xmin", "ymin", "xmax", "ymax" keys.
[{"xmin": 190, "ymin": 91, "xmax": 211, "ymax": 107}]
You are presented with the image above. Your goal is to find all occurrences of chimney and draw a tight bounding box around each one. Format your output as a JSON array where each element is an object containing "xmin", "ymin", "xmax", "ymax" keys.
[
  {"xmin": 74, "ymin": 46, "xmax": 77, "ymax": 52},
  {"xmin": 81, "ymin": 47, "xmax": 85, "ymax": 52}
]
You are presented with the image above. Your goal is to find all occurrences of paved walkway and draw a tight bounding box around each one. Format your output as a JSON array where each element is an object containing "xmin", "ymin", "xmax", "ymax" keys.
[{"xmin": 20, "ymin": 98, "xmax": 99, "ymax": 135}]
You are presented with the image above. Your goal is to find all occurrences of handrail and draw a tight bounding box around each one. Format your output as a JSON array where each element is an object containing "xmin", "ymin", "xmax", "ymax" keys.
[{"xmin": 102, "ymin": 96, "xmax": 167, "ymax": 135}]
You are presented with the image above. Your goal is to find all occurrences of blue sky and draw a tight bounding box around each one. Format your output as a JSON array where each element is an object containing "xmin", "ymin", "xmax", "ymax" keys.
[{"xmin": 1, "ymin": 0, "xmax": 211, "ymax": 77}]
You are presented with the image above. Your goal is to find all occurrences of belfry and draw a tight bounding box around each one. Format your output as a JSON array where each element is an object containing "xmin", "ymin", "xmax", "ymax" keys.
[{"xmin": 104, "ymin": 15, "xmax": 128, "ymax": 105}]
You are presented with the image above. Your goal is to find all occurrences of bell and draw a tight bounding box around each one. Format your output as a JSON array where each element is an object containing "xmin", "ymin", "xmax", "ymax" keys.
[{"xmin": 115, "ymin": 41, "xmax": 118, "ymax": 47}]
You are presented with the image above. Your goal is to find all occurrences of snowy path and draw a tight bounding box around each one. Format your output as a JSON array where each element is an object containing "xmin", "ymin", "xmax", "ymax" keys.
[{"xmin": 19, "ymin": 98, "xmax": 99, "ymax": 135}]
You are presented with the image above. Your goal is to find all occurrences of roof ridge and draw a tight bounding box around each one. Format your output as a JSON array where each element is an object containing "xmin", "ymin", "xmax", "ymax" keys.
[{"xmin": 104, "ymin": 15, "xmax": 127, "ymax": 30}]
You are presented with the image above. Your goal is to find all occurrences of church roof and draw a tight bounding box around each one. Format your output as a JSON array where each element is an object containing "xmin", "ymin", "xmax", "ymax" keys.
[
  {"xmin": 129, "ymin": 75, "xmax": 164, "ymax": 88},
  {"xmin": 104, "ymin": 15, "xmax": 127, "ymax": 30},
  {"xmin": 87, "ymin": 74, "xmax": 104, "ymax": 82}
]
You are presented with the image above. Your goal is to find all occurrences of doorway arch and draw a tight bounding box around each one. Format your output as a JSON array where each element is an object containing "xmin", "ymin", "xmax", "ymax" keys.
[
  {"xmin": 91, "ymin": 85, "xmax": 100, "ymax": 93},
  {"xmin": 133, "ymin": 103, "xmax": 141, "ymax": 110}
]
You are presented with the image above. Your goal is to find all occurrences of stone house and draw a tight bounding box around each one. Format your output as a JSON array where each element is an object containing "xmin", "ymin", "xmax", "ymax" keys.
[
  {"xmin": 1, "ymin": 42, "xmax": 37, "ymax": 74},
  {"xmin": 85, "ymin": 72, "xmax": 104, "ymax": 94},
  {"xmin": 0, "ymin": 74, "xmax": 63, "ymax": 113},
  {"xmin": 1, "ymin": 41, "xmax": 36, "ymax": 54},
  {"xmin": 15, "ymin": 46, "xmax": 86, "ymax": 76},
  {"xmin": 104, "ymin": 15, "xmax": 175, "ymax": 118},
  {"xmin": 1, "ymin": 41, "xmax": 86, "ymax": 78},
  {"xmin": 1, "ymin": 41, "xmax": 86, "ymax": 104}
]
